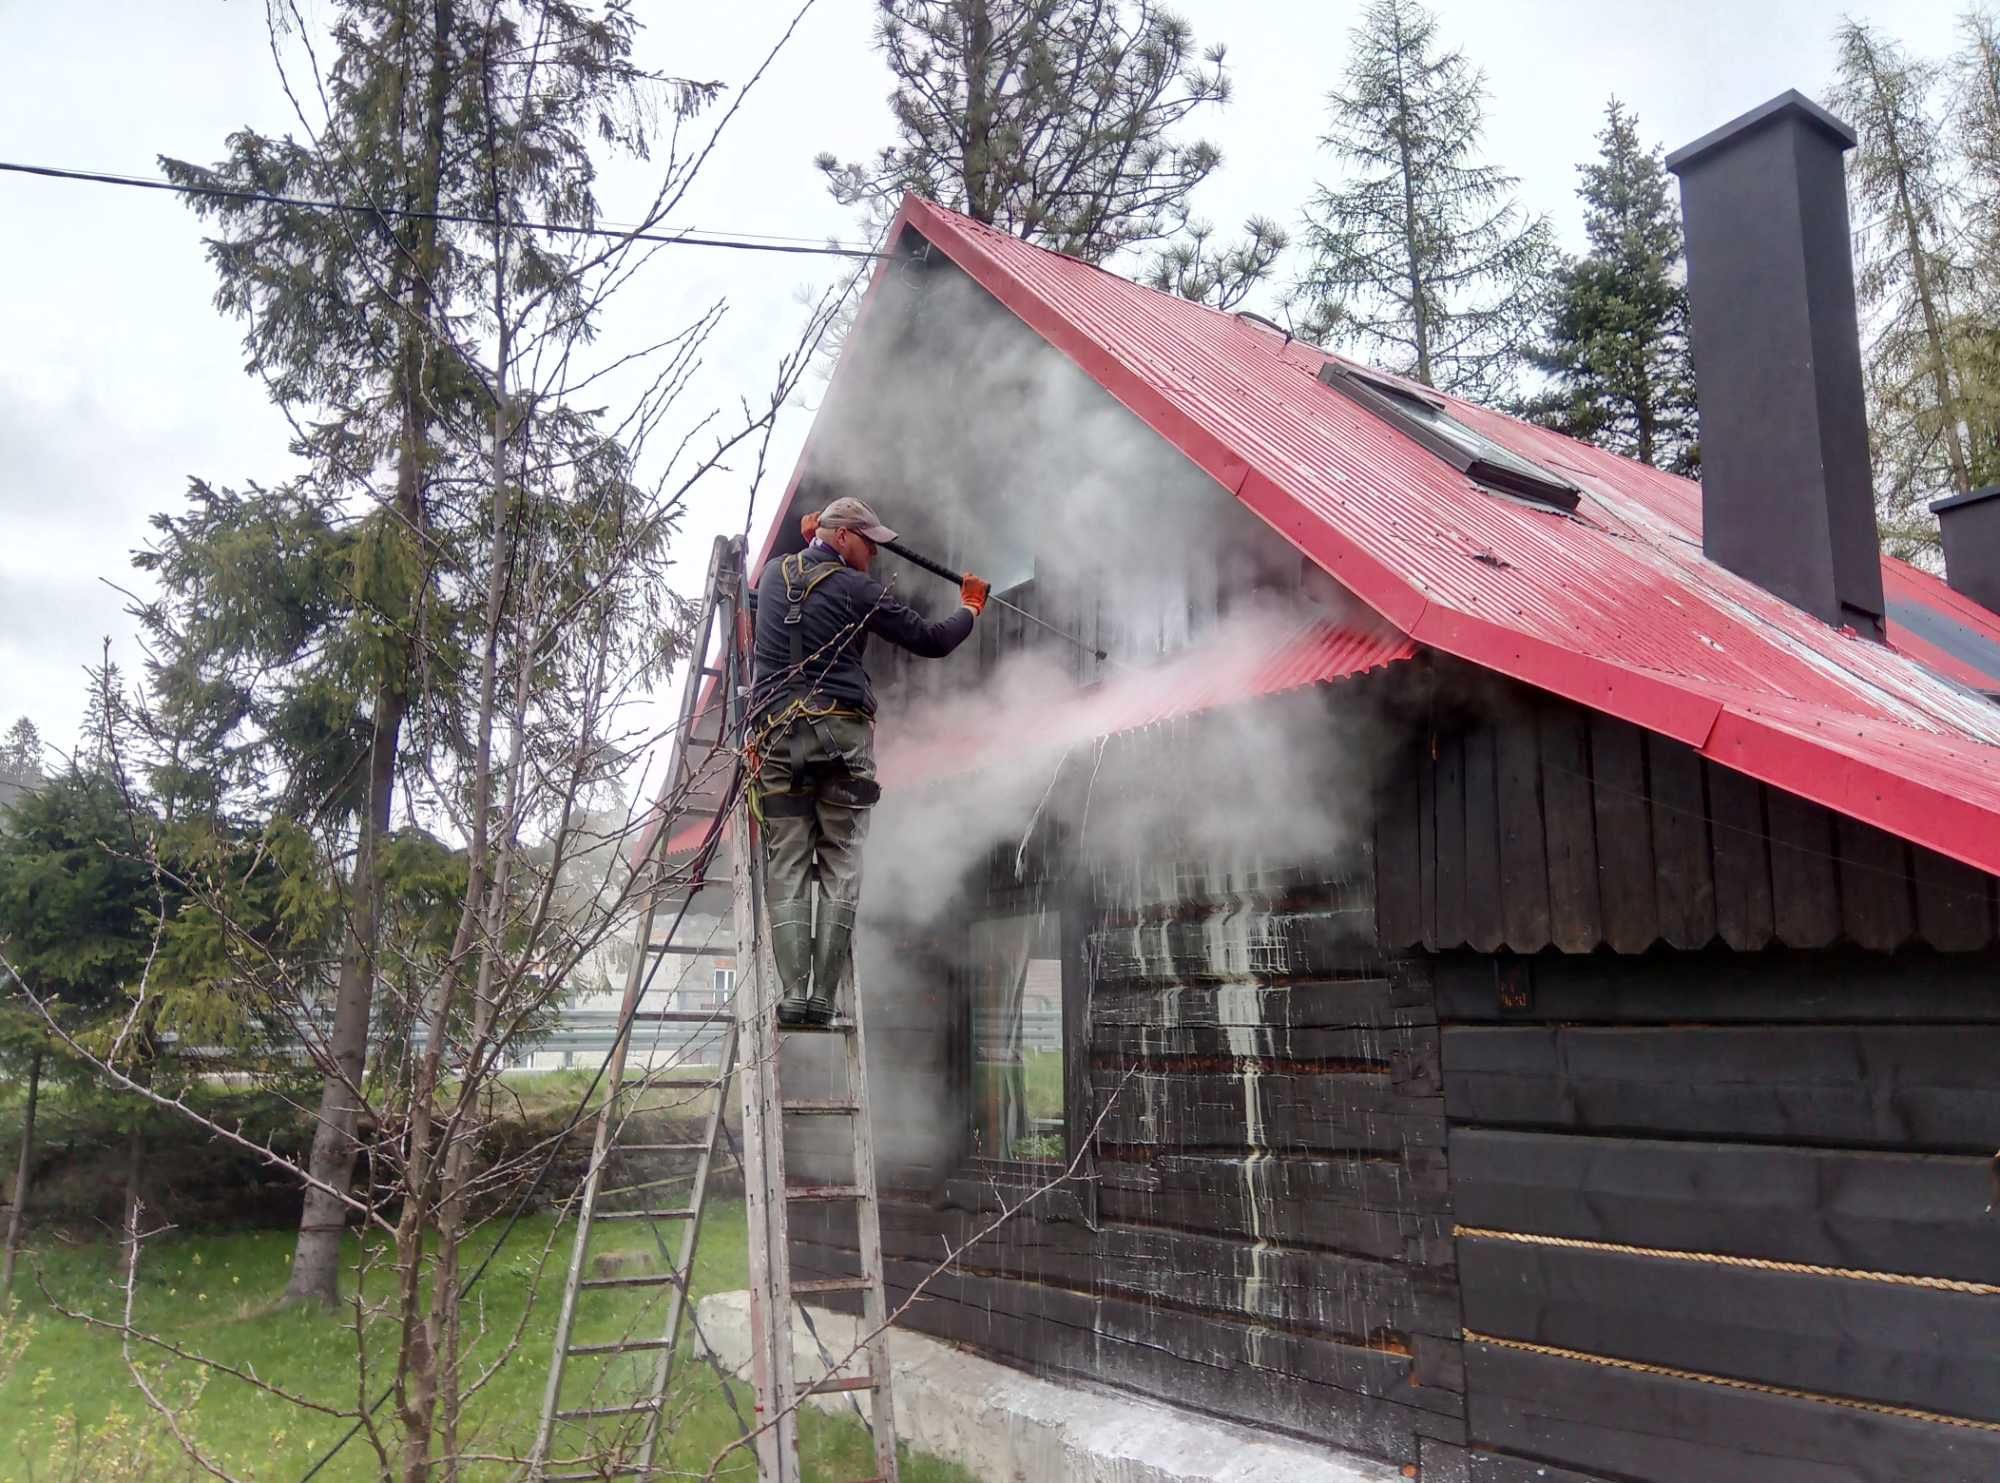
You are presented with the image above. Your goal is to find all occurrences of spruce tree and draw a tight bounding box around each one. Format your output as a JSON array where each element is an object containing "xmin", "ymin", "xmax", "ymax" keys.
[
  {"xmin": 0, "ymin": 718, "xmax": 41, "ymax": 810},
  {"xmin": 0, "ymin": 767, "xmax": 164, "ymax": 1292},
  {"xmin": 819, "ymin": 0, "xmax": 1283, "ymax": 306},
  {"xmin": 1525, "ymin": 100, "xmax": 1697, "ymax": 474},
  {"xmin": 1295, "ymin": 0, "xmax": 1554, "ymax": 400},
  {"xmin": 1831, "ymin": 19, "xmax": 1974, "ymax": 554},
  {"xmin": 1947, "ymin": 9, "xmax": 2000, "ymax": 490},
  {"xmin": 147, "ymin": 0, "xmax": 710, "ymax": 1309}
]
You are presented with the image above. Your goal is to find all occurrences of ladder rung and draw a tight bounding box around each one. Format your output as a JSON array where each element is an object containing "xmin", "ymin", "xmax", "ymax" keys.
[
  {"xmin": 701, "ymin": 664, "xmax": 724, "ymax": 678},
  {"xmin": 545, "ymin": 1472, "xmax": 646, "ymax": 1481},
  {"xmin": 777, "ymin": 1017, "xmax": 856, "ymax": 1035},
  {"xmin": 620, "ymin": 1077, "xmax": 718, "ymax": 1090},
  {"xmin": 631, "ymin": 1008, "xmax": 729, "ymax": 1021},
  {"xmin": 791, "ymin": 1275, "xmax": 871, "ymax": 1296},
  {"xmin": 614, "ymin": 1141, "xmax": 710, "ymax": 1153},
  {"xmin": 644, "ymin": 943, "xmax": 715, "ymax": 956},
  {"xmin": 554, "ymin": 1400, "xmax": 663, "ymax": 1421},
  {"xmin": 578, "ymin": 1271, "xmax": 683, "ymax": 1290},
  {"xmin": 804, "ymin": 1374, "xmax": 880, "ymax": 1395},
  {"xmin": 787, "ymin": 1184, "xmax": 866, "ymax": 1203},
  {"xmin": 598, "ymin": 1173, "xmax": 694, "ymax": 1199},
  {"xmin": 781, "ymin": 1099, "xmax": 860, "ymax": 1115},
  {"xmin": 567, "ymin": 1336, "xmax": 679, "ymax": 1356},
  {"xmin": 594, "ymin": 1208, "xmax": 696, "ymax": 1222}
]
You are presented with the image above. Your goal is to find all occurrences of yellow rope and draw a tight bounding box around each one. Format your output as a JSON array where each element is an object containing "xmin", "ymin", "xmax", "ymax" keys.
[
  {"xmin": 1462, "ymin": 1331, "xmax": 2000, "ymax": 1433},
  {"xmin": 1453, "ymin": 1225, "xmax": 2000, "ymax": 1296}
]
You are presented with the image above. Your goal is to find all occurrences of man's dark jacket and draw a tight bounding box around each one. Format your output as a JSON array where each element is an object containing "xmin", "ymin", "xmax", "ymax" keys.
[{"xmin": 750, "ymin": 540, "xmax": 973, "ymax": 725}]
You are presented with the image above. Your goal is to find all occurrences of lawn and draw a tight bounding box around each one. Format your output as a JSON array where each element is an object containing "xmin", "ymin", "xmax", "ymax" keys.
[{"xmin": 0, "ymin": 1200, "xmax": 976, "ymax": 1483}]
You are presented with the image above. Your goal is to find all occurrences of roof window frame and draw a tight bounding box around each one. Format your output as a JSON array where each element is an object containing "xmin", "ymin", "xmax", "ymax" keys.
[{"xmin": 1317, "ymin": 362, "xmax": 1581, "ymax": 512}]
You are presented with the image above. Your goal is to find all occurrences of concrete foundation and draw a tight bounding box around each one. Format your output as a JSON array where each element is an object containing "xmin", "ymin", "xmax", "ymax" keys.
[{"xmin": 695, "ymin": 1290, "xmax": 1403, "ymax": 1483}]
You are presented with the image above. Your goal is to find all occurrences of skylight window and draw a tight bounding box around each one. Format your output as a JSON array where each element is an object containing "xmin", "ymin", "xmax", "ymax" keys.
[{"xmin": 1317, "ymin": 363, "xmax": 1581, "ymax": 512}]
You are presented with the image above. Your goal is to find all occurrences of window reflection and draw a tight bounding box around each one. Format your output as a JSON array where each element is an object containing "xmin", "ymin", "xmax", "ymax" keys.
[{"xmin": 969, "ymin": 911, "xmax": 1064, "ymax": 1162}]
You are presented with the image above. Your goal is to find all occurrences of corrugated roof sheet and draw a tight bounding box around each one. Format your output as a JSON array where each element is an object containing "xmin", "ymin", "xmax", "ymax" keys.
[{"xmin": 891, "ymin": 197, "xmax": 2000, "ymax": 875}]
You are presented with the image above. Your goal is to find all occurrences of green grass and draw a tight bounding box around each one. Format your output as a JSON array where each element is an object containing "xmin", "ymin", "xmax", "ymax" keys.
[
  {"xmin": 1021, "ymin": 1049, "xmax": 1064, "ymax": 1126},
  {"xmin": 0, "ymin": 1202, "xmax": 976, "ymax": 1483}
]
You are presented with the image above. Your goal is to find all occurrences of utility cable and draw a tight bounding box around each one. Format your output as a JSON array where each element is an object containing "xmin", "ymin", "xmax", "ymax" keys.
[{"xmin": 0, "ymin": 160, "xmax": 889, "ymax": 260}]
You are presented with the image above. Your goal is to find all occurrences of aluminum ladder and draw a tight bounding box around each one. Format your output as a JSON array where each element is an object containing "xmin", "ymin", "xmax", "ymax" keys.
[{"xmin": 529, "ymin": 533, "xmax": 901, "ymax": 1482}]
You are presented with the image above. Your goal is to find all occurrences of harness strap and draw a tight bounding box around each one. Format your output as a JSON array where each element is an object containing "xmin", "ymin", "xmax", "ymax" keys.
[{"xmin": 780, "ymin": 552, "xmax": 848, "ymax": 669}]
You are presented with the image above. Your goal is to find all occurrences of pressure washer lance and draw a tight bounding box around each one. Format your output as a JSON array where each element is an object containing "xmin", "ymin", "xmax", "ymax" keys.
[{"xmin": 880, "ymin": 538, "xmax": 1111, "ymax": 663}]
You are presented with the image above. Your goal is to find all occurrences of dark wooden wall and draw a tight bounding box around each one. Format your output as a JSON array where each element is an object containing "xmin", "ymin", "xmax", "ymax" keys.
[
  {"xmin": 1435, "ymin": 946, "xmax": 2000, "ymax": 1483},
  {"xmin": 1375, "ymin": 681, "xmax": 2000, "ymax": 957},
  {"xmin": 790, "ymin": 709, "xmax": 1470, "ymax": 1467}
]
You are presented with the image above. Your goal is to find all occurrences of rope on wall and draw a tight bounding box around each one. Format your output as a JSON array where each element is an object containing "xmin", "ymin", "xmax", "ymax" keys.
[
  {"xmin": 1462, "ymin": 1330, "xmax": 2000, "ymax": 1434},
  {"xmin": 1454, "ymin": 1224, "xmax": 2000, "ymax": 1296}
]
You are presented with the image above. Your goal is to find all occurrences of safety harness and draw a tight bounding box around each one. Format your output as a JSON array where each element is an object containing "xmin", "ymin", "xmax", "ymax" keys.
[{"xmin": 754, "ymin": 551, "xmax": 882, "ymax": 819}]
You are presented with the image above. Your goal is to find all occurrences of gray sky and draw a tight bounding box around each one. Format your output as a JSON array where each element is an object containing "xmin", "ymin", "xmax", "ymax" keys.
[{"xmin": 0, "ymin": 0, "xmax": 1971, "ymax": 762}]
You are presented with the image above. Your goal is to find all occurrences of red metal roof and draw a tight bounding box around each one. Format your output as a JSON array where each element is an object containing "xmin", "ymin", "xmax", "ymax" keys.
[{"xmin": 883, "ymin": 197, "xmax": 2000, "ymax": 876}]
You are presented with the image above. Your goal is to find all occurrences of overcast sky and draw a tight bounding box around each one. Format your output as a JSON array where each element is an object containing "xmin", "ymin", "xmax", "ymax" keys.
[{"xmin": 0, "ymin": 0, "xmax": 1973, "ymax": 764}]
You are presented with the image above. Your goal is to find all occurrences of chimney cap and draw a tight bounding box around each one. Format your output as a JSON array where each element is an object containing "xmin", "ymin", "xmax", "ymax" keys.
[
  {"xmin": 1666, "ymin": 89, "xmax": 1857, "ymax": 175},
  {"xmin": 1930, "ymin": 485, "xmax": 2000, "ymax": 515}
]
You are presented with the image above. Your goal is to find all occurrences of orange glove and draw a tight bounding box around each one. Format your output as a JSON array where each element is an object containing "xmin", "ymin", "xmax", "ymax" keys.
[
  {"xmin": 800, "ymin": 512, "xmax": 820, "ymax": 542},
  {"xmin": 960, "ymin": 573, "xmax": 991, "ymax": 616}
]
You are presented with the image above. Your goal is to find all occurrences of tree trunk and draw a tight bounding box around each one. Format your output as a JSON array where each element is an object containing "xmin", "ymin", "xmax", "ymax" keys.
[
  {"xmin": 282, "ymin": 695, "xmax": 403, "ymax": 1306},
  {"xmin": 2, "ymin": 1048, "xmax": 42, "ymax": 1298},
  {"xmin": 283, "ymin": 0, "xmax": 448, "ymax": 1308}
]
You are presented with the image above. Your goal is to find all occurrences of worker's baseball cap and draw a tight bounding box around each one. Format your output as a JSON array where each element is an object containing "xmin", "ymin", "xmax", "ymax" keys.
[{"xmin": 817, "ymin": 497, "xmax": 897, "ymax": 544}]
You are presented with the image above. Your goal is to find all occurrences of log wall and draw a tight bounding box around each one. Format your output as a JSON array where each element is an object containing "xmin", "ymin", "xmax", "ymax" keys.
[
  {"xmin": 1374, "ymin": 680, "xmax": 2000, "ymax": 956},
  {"xmin": 790, "ymin": 706, "xmax": 1468, "ymax": 1466},
  {"xmin": 1435, "ymin": 947, "xmax": 2000, "ymax": 1483}
]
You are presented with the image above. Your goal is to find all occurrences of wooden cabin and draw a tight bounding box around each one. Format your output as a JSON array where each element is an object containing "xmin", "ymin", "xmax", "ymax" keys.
[{"xmin": 742, "ymin": 93, "xmax": 2000, "ymax": 1482}]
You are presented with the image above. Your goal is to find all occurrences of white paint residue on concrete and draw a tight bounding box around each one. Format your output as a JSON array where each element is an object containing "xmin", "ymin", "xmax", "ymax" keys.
[{"xmin": 695, "ymin": 1291, "xmax": 1402, "ymax": 1483}]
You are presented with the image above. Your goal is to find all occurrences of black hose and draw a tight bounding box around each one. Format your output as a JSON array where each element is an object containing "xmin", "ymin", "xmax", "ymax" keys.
[{"xmin": 878, "ymin": 538, "xmax": 1109, "ymax": 662}]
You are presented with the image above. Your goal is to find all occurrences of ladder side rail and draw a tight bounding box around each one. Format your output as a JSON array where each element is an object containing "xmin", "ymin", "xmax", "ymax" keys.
[
  {"xmin": 529, "ymin": 847, "xmax": 670, "ymax": 1468},
  {"xmin": 630, "ymin": 1007, "xmax": 740, "ymax": 1475},
  {"xmin": 843, "ymin": 969, "xmax": 900, "ymax": 1481},
  {"xmin": 725, "ymin": 549, "xmax": 805, "ymax": 1482},
  {"xmin": 528, "ymin": 535, "xmax": 735, "ymax": 1477}
]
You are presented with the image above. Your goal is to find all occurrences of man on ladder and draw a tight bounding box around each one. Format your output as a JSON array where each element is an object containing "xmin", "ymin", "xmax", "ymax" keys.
[{"xmin": 750, "ymin": 496, "xmax": 989, "ymax": 1027}]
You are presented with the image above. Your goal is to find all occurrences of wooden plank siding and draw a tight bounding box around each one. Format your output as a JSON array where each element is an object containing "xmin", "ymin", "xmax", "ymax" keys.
[
  {"xmin": 1374, "ymin": 686, "xmax": 2000, "ymax": 955},
  {"xmin": 1441, "ymin": 947, "xmax": 2000, "ymax": 1482},
  {"xmin": 793, "ymin": 692, "xmax": 1466, "ymax": 1465}
]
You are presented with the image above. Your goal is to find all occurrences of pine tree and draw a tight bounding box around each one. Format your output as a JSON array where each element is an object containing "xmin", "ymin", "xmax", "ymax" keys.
[
  {"xmin": 1947, "ymin": 9, "xmax": 2000, "ymax": 489},
  {"xmin": 1295, "ymin": 0, "xmax": 1555, "ymax": 400},
  {"xmin": 0, "ymin": 718, "xmax": 41, "ymax": 811},
  {"xmin": 0, "ymin": 768, "xmax": 164, "ymax": 1293},
  {"xmin": 147, "ymin": 0, "xmax": 711, "ymax": 1311},
  {"xmin": 1525, "ymin": 100, "xmax": 1697, "ymax": 474},
  {"xmin": 819, "ymin": 0, "xmax": 1283, "ymax": 306},
  {"xmin": 1831, "ymin": 19, "xmax": 1974, "ymax": 555}
]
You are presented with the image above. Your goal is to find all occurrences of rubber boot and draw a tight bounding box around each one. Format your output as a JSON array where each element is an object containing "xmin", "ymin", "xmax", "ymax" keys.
[
  {"xmin": 805, "ymin": 897, "xmax": 857, "ymax": 1029},
  {"xmin": 770, "ymin": 895, "xmax": 818, "ymax": 1026}
]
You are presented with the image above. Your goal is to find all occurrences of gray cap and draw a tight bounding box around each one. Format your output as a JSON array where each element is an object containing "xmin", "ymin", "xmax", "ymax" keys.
[{"xmin": 818, "ymin": 496, "xmax": 897, "ymax": 544}]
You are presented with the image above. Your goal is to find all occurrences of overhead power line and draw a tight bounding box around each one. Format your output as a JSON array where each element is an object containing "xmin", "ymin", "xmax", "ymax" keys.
[{"xmin": 0, "ymin": 160, "xmax": 888, "ymax": 260}]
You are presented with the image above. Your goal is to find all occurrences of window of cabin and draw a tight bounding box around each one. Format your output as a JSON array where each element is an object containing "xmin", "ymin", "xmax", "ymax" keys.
[{"xmin": 968, "ymin": 908, "xmax": 1066, "ymax": 1163}]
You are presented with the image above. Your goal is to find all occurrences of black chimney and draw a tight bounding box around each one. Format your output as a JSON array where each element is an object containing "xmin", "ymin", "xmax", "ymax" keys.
[
  {"xmin": 1667, "ymin": 91, "xmax": 1885, "ymax": 635},
  {"xmin": 1930, "ymin": 486, "xmax": 2000, "ymax": 613}
]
